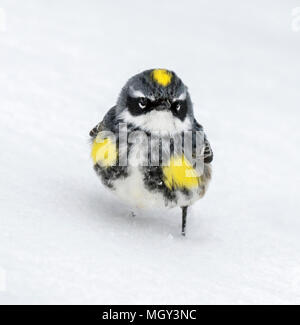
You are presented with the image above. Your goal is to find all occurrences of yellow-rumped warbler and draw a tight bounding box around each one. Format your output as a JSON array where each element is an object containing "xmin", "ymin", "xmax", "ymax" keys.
[{"xmin": 90, "ymin": 69, "xmax": 213, "ymax": 235}]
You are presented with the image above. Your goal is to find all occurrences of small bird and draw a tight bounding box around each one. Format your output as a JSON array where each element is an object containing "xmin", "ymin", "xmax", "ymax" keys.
[{"xmin": 90, "ymin": 69, "xmax": 213, "ymax": 235}]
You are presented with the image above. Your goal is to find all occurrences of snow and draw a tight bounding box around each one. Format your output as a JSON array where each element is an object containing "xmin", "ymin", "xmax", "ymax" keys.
[{"xmin": 0, "ymin": 0, "xmax": 300, "ymax": 304}]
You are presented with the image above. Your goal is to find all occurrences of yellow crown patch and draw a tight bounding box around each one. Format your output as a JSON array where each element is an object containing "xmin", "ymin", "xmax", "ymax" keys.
[{"xmin": 151, "ymin": 69, "xmax": 172, "ymax": 87}]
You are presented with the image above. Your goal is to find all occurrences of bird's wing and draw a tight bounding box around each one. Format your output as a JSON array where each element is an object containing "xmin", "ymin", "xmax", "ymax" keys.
[
  {"xmin": 90, "ymin": 106, "xmax": 120, "ymax": 166},
  {"xmin": 193, "ymin": 118, "xmax": 213, "ymax": 164},
  {"xmin": 89, "ymin": 106, "xmax": 117, "ymax": 138}
]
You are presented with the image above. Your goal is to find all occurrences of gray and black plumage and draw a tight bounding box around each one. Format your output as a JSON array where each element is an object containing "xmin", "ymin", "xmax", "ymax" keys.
[{"xmin": 90, "ymin": 69, "xmax": 213, "ymax": 235}]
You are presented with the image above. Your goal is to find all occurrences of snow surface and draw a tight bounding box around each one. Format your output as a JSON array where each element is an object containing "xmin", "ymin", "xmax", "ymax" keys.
[{"xmin": 0, "ymin": 0, "xmax": 300, "ymax": 304}]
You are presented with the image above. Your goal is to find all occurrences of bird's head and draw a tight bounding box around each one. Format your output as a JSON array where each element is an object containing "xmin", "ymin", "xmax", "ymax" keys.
[{"xmin": 117, "ymin": 69, "xmax": 194, "ymax": 135}]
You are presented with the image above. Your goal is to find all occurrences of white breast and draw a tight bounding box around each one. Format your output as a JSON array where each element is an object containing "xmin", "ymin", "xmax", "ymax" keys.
[
  {"xmin": 113, "ymin": 141, "xmax": 166, "ymax": 208},
  {"xmin": 113, "ymin": 167, "xmax": 166, "ymax": 209},
  {"xmin": 112, "ymin": 142, "xmax": 202, "ymax": 209}
]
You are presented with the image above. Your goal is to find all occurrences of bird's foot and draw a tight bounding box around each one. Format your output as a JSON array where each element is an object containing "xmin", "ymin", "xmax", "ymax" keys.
[{"xmin": 129, "ymin": 211, "xmax": 136, "ymax": 218}]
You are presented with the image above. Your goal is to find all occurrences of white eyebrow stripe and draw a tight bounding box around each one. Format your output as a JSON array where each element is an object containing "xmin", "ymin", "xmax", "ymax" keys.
[
  {"xmin": 129, "ymin": 87, "xmax": 155, "ymax": 101},
  {"xmin": 130, "ymin": 88, "xmax": 145, "ymax": 98},
  {"xmin": 173, "ymin": 92, "xmax": 187, "ymax": 101}
]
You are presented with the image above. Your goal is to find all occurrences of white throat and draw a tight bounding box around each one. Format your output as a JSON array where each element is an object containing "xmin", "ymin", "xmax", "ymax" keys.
[{"xmin": 119, "ymin": 109, "xmax": 192, "ymax": 135}]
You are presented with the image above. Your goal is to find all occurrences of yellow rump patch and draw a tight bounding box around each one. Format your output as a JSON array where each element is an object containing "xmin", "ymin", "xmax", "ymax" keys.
[
  {"xmin": 91, "ymin": 138, "xmax": 117, "ymax": 167},
  {"xmin": 163, "ymin": 155, "xmax": 201, "ymax": 190},
  {"xmin": 151, "ymin": 69, "xmax": 172, "ymax": 87}
]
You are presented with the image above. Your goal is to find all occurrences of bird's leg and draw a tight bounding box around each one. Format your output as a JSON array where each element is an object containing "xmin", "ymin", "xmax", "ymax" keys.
[
  {"xmin": 181, "ymin": 206, "xmax": 188, "ymax": 236},
  {"xmin": 130, "ymin": 211, "xmax": 136, "ymax": 218}
]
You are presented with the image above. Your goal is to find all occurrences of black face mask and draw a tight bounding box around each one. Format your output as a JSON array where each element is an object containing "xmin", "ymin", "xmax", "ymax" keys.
[{"xmin": 126, "ymin": 96, "xmax": 188, "ymax": 121}]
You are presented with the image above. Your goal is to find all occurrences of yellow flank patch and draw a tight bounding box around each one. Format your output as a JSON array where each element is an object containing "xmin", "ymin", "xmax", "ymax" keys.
[
  {"xmin": 163, "ymin": 155, "xmax": 201, "ymax": 190},
  {"xmin": 91, "ymin": 138, "xmax": 117, "ymax": 167},
  {"xmin": 151, "ymin": 69, "xmax": 172, "ymax": 86}
]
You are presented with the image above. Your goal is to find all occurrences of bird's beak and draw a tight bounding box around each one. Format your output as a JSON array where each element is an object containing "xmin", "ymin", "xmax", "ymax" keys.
[{"xmin": 155, "ymin": 99, "xmax": 171, "ymax": 111}]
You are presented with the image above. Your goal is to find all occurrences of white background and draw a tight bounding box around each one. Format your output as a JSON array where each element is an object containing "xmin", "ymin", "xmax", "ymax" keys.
[{"xmin": 0, "ymin": 0, "xmax": 300, "ymax": 304}]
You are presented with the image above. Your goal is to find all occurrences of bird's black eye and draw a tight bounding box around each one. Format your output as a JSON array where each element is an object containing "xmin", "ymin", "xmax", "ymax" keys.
[
  {"xmin": 171, "ymin": 100, "xmax": 187, "ymax": 121},
  {"xmin": 138, "ymin": 98, "xmax": 148, "ymax": 109},
  {"xmin": 126, "ymin": 96, "xmax": 151, "ymax": 116}
]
